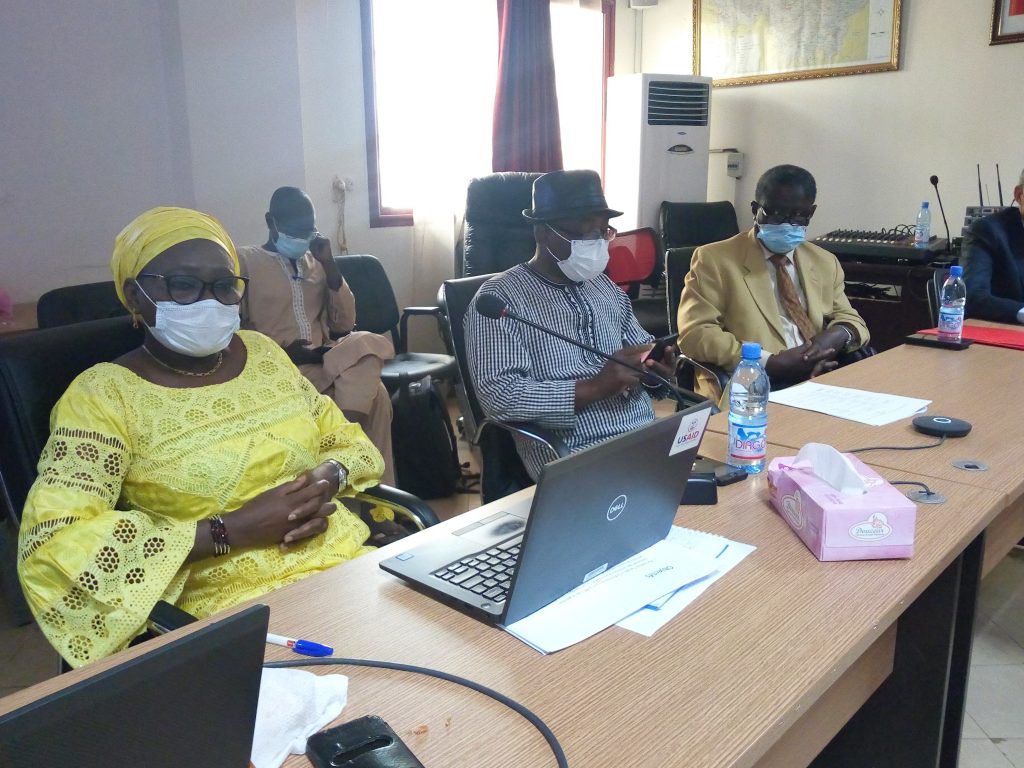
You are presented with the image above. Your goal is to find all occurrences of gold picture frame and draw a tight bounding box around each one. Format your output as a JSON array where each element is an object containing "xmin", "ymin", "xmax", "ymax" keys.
[
  {"xmin": 693, "ymin": 0, "xmax": 902, "ymax": 87},
  {"xmin": 991, "ymin": 0, "xmax": 1024, "ymax": 45}
]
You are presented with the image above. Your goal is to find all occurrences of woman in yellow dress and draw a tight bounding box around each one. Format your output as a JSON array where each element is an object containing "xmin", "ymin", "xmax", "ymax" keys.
[{"xmin": 18, "ymin": 207, "xmax": 384, "ymax": 667}]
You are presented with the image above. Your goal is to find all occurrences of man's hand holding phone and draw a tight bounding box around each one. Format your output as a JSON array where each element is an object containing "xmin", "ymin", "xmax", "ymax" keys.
[{"xmin": 642, "ymin": 334, "xmax": 678, "ymax": 386}]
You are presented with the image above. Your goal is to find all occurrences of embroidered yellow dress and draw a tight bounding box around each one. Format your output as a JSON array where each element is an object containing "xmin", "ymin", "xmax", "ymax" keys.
[{"xmin": 18, "ymin": 331, "xmax": 384, "ymax": 667}]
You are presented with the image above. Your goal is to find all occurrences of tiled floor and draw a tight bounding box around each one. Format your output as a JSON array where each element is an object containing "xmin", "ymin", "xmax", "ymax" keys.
[
  {"xmin": 4, "ymin": 402, "xmax": 1024, "ymax": 768},
  {"xmin": 962, "ymin": 548, "xmax": 1024, "ymax": 767}
]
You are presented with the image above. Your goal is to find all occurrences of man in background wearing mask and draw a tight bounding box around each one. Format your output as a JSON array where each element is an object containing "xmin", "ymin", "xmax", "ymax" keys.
[
  {"xmin": 961, "ymin": 167, "xmax": 1024, "ymax": 323},
  {"xmin": 237, "ymin": 186, "xmax": 395, "ymax": 485},
  {"xmin": 464, "ymin": 169, "xmax": 676, "ymax": 480},
  {"xmin": 677, "ymin": 164, "xmax": 868, "ymax": 400}
]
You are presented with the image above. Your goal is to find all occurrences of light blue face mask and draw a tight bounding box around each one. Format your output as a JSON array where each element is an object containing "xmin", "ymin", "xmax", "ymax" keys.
[
  {"xmin": 757, "ymin": 223, "xmax": 807, "ymax": 254},
  {"xmin": 275, "ymin": 231, "xmax": 312, "ymax": 261}
]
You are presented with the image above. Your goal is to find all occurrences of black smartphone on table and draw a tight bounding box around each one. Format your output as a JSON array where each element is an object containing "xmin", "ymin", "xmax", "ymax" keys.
[
  {"xmin": 693, "ymin": 455, "xmax": 748, "ymax": 486},
  {"xmin": 904, "ymin": 333, "xmax": 972, "ymax": 351}
]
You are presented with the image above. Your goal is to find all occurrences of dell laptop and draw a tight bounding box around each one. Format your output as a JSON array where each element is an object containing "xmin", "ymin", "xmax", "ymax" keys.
[
  {"xmin": 380, "ymin": 402, "xmax": 713, "ymax": 626},
  {"xmin": 0, "ymin": 604, "xmax": 269, "ymax": 768}
]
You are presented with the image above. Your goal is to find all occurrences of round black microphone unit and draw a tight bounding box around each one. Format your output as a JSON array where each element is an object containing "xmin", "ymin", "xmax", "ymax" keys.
[{"xmin": 912, "ymin": 415, "xmax": 972, "ymax": 438}]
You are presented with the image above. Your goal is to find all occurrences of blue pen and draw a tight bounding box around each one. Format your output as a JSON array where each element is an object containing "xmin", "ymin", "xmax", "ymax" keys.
[{"xmin": 266, "ymin": 632, "xmax": 333, "ymax": 657}]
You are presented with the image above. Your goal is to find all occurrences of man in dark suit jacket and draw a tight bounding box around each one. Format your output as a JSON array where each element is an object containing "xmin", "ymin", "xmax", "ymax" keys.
[{"xmin": 962, "ymin": 169, "xmax": 1024, "ymax": 323}]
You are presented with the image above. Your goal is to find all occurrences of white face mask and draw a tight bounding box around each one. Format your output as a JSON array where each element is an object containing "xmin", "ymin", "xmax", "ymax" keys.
[
  {"xmin": 147, "ymin": 298, "xmax": 240, "ymax": 357},
  {"xmin": 547, "ymin": 226, "xmax": 610, "ymax": 283}
]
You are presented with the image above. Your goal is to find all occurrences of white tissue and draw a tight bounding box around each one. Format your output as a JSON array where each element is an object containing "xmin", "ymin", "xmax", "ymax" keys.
[
  {"xmin": 250, "ymin": 667, "xmax": 349, "ymax": 768},
  {"xmin": 793, "ymin": 443, "xmax": 867, "ymax": 496}
]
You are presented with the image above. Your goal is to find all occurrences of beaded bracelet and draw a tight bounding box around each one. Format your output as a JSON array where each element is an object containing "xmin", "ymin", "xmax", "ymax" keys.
[{"xmin": 208, "ymin": 514, "xmax": 230, "ymax": 557}]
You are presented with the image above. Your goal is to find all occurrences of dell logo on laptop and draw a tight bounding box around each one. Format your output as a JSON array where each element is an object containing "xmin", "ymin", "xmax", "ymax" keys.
[{"xmin": 606, "ymin": 494, "xmax": 628, "ymax": 521}]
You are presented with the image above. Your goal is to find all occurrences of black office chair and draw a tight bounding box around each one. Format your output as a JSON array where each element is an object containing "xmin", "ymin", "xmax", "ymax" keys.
[
  {"xmin": 36, "ymin": 281, "xmax": 128, "ymax": 328},
  {"xmin": 335, "ymin": 254, "xmax": 457, "ymax": 391},
  {"xmin": 665, "ymin": 249, "xmax": 730, "ymax": 399},
  {"xmin": 461, "ymin": 172, "xmax": 543, "ymax": 278},
  {"xmin": 659, "ymin": 200, "xmax": 740, "ymax": 261},
  {"xmin": 437, "ymin": 276, "xmax": 568, "ymax": 504},
  {"xmin": 0, "ymin": 317, "xmax": 440, "ymax": 627}
]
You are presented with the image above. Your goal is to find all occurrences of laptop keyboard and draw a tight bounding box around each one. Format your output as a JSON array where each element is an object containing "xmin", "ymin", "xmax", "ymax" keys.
[{"xmin": 431, "ymin": 536, "xmax": 522, "ymax": 603}]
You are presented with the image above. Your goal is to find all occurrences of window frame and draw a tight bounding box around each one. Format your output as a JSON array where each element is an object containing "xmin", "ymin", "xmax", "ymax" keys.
[
  {"xmin": 360, "ymin": 0, "xmax": 616, "ymax": 228},
  {"xmin": 360, "ymin": 0, "xmax": 412, "ymax": 228}
]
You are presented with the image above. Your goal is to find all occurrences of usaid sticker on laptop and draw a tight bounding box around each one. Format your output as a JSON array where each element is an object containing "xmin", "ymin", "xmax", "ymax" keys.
[{"xmin": 669, "ymin": 408, "xmax": 712, "ymax": 456}]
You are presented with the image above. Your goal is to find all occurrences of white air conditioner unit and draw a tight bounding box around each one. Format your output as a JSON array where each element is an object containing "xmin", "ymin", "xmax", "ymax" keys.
[{"xmin": 604, "ymin": 74, "xmax": 712, "ymax": 231}]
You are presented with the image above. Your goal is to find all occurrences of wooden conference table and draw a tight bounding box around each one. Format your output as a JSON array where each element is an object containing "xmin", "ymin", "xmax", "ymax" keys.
[
  {"xmin": 704, "ymin": 322, "xmax": 1024, "ymax": 576},
  {"xmin": 266, "ymin": 432, "xmax": 995, "ymax": 768},
  {"xmin": 2, "ymin": 334, "xmax": 1014, "ymax": 768}
]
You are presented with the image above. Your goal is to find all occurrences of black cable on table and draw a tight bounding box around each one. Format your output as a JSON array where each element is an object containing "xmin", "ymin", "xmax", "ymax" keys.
[
  {"xmin": 265, "ymin": 656, "xmax": 568, "ymax": 768},
  {"xmin": 890, "ymin": 480, "xmax": 937, "ymax": 497},
  {"xmin": 846, "ymin": 435, "xmax": 946, "ymax": 453}
]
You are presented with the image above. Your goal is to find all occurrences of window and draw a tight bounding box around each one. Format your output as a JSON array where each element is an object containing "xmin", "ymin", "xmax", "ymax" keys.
[
  {"xmin": 361, "ymin": 0, "xmax": 614, "ymax": 227},
  {"xmin": 550, "ymin": 1, "xmax": 614, "ymax": 175}
]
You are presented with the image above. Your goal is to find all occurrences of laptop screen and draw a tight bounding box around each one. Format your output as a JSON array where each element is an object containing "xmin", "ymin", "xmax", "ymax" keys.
[{"xmin": 0, "ymin": 604, "xmax": 269, "ymax": 768}]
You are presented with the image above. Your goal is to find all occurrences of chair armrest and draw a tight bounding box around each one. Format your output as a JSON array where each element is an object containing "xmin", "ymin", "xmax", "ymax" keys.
[
  {"xmin": 354, "ymin": 484, "xmax": 440, "ymax": 530},
  {"xmin": 478, "ymin": 418, "xmax": 570, "ymax": 461},
  {"xmin": 147, "ymin": 600, "xmax": 198, "ymax": 635},
  {"xmin": 398, "ymin": 306, "xmax": 445, "ymax": 354},
  {"xmin": 677, "ymin": 357, "xmax": 729, "ymax": 404}
]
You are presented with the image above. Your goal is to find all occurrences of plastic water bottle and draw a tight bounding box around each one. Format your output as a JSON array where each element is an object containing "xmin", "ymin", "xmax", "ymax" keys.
[
  {"xmin": 937, "ymin": 265, "xmax": 966, "ymax": 343},
  {"xmin": 727, "ymin": 342, "xmax": 770, "ymax": 474},
  {"xmin": 914, "ymin": 202, "xmax": 931, "ymax": 249}
]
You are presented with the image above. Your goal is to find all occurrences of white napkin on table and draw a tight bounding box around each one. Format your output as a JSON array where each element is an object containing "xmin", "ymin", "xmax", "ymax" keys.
[{"xmin": 250, "ymin": 667, "xmax": 349, "ymax": 768}]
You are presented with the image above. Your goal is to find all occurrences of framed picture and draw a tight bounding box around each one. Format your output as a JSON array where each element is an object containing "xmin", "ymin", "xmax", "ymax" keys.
[
  {"xmin": 693, "ymin": 0, "xmax": 902, "ymax": 87},
  {"xmin": 992, "ymin": 0, "xmax": 1024, "ymax": 45}
]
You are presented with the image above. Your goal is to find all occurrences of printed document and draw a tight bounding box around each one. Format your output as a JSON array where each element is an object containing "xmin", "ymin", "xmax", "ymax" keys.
[
  {"xmin": 768, "ymin": 382, "xmax": 930, "ymax": 426},
  {"xmin": 618, "ymin": 527, "xmax": 755, "ymax": 637},
  {"xmin": 503, "ymin": 538, "xmax": 718, "ymax": 654}
]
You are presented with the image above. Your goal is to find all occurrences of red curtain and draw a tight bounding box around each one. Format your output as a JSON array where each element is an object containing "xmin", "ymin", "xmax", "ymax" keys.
[{"xmin": 491, "ymin": 0, "xmax": 563, "ymax": 173}]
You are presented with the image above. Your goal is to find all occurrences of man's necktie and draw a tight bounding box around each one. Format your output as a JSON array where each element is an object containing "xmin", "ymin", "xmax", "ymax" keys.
[{"xmin": 769, "ymin": 253, "xmax": 816, "ymax": 343}]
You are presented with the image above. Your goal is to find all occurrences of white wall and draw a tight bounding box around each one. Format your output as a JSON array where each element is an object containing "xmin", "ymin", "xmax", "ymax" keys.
[
  {"xmin": 1, "ymin": 0, "xmax": 413, "ymax": 308},
  {"xmin": 615, "ymin": 0, "xmax": 1024, "ymax": 236},
  {"xmin": 0, "ymin": 0, "xmax": 193, "ymax": 300}
]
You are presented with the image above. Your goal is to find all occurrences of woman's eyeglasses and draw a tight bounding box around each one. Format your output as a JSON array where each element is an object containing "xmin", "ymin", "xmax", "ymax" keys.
[{"xmin": 136, "ymin": 274, "xmax": 249, "ymax": 306}]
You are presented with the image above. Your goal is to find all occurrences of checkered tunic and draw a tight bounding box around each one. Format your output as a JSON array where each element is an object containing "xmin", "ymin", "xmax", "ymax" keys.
[{"xmin": 464, "ymin": 263, "xmax": 657, "ymax": 479}]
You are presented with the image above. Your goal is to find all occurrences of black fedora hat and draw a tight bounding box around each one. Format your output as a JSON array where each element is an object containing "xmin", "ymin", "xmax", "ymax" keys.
[{"xmin": 522, "ymin": 170, "xmax": 623, "ymax": 223}]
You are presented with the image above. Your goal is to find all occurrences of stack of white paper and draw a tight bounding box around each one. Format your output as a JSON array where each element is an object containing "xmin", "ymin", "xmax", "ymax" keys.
[
  {"xmin": 504, "ymin": 538, "xmax": 718, "ymax": 654},
  {"xmin": 617, "ymin": 527, "xmax": 755, "ymax": 637},
  {"xmin": 768, "ymin": 382, "xmax": 930, "ymax": 426},
  {"xmin": 503, "ymin": 527, "xmax": 755, "ymax": 653}
]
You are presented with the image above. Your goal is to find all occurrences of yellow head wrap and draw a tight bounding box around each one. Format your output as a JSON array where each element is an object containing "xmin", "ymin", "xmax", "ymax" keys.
[{"xmin": 110, "ymin": 206, "xmax": 239, "ymax": 310}]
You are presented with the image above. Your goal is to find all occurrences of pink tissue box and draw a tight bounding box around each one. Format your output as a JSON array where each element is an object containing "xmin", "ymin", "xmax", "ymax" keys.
[{"xmin": 767, "ymin": 454, "xmax": 916, "ymax": 561}]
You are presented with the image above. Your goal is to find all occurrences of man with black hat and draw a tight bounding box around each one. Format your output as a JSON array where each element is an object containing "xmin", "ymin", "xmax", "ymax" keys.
[{"xmin": 464, "ymin": 169, "xmax": 676, "ymax": 479}]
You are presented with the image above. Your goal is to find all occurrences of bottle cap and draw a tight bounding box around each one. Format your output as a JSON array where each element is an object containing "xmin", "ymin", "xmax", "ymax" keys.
[
  {"xmin": 950, "ymin": 265, "xmax": 963, "ymax": 277},
  {"xmin": 921, "ymin": 202, "xmax": 929, "ymax": 208},
  {"xmin": 741, "ymin": 341, "xmax": 761, "ymax": 360}
]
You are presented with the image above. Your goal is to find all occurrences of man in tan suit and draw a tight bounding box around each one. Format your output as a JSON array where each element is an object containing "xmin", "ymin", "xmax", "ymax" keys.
[{"xmin": 677, "ymin": 165, "xmax": 869, "ymax": 400}]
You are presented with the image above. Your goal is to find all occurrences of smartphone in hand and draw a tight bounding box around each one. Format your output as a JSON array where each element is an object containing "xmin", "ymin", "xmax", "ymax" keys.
[{"xmin": 643, "ymin": 334, "xmax": 678, "ymax": 364}]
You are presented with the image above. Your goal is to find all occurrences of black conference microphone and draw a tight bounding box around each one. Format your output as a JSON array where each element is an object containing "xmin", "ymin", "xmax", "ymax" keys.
[
  {"xmin": 930, "ymin": 174, "xmax": 952, "ymax": 253},
  {"xmin": 475, "ymin": 293, "xmax": 713, "ymax": 412}
]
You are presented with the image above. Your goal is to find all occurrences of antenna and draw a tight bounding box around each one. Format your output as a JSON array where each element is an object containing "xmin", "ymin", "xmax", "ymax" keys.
[
  {"xmin": 997, "ymin": 164, "xmax": 1004, "ymax": 206},
  {"xmin": 977, "ymin": 164, "xmax": 984, "ymax": 207}
]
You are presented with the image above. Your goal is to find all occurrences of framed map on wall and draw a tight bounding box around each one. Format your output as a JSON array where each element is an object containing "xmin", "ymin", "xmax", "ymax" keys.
[
  {"xmin": 693, "ymin": 0, "xmax": 902, "ymax": 87},
  {"xmin": 992, "ymin": 0, "xmax": 1024, "ymax": 45}
]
